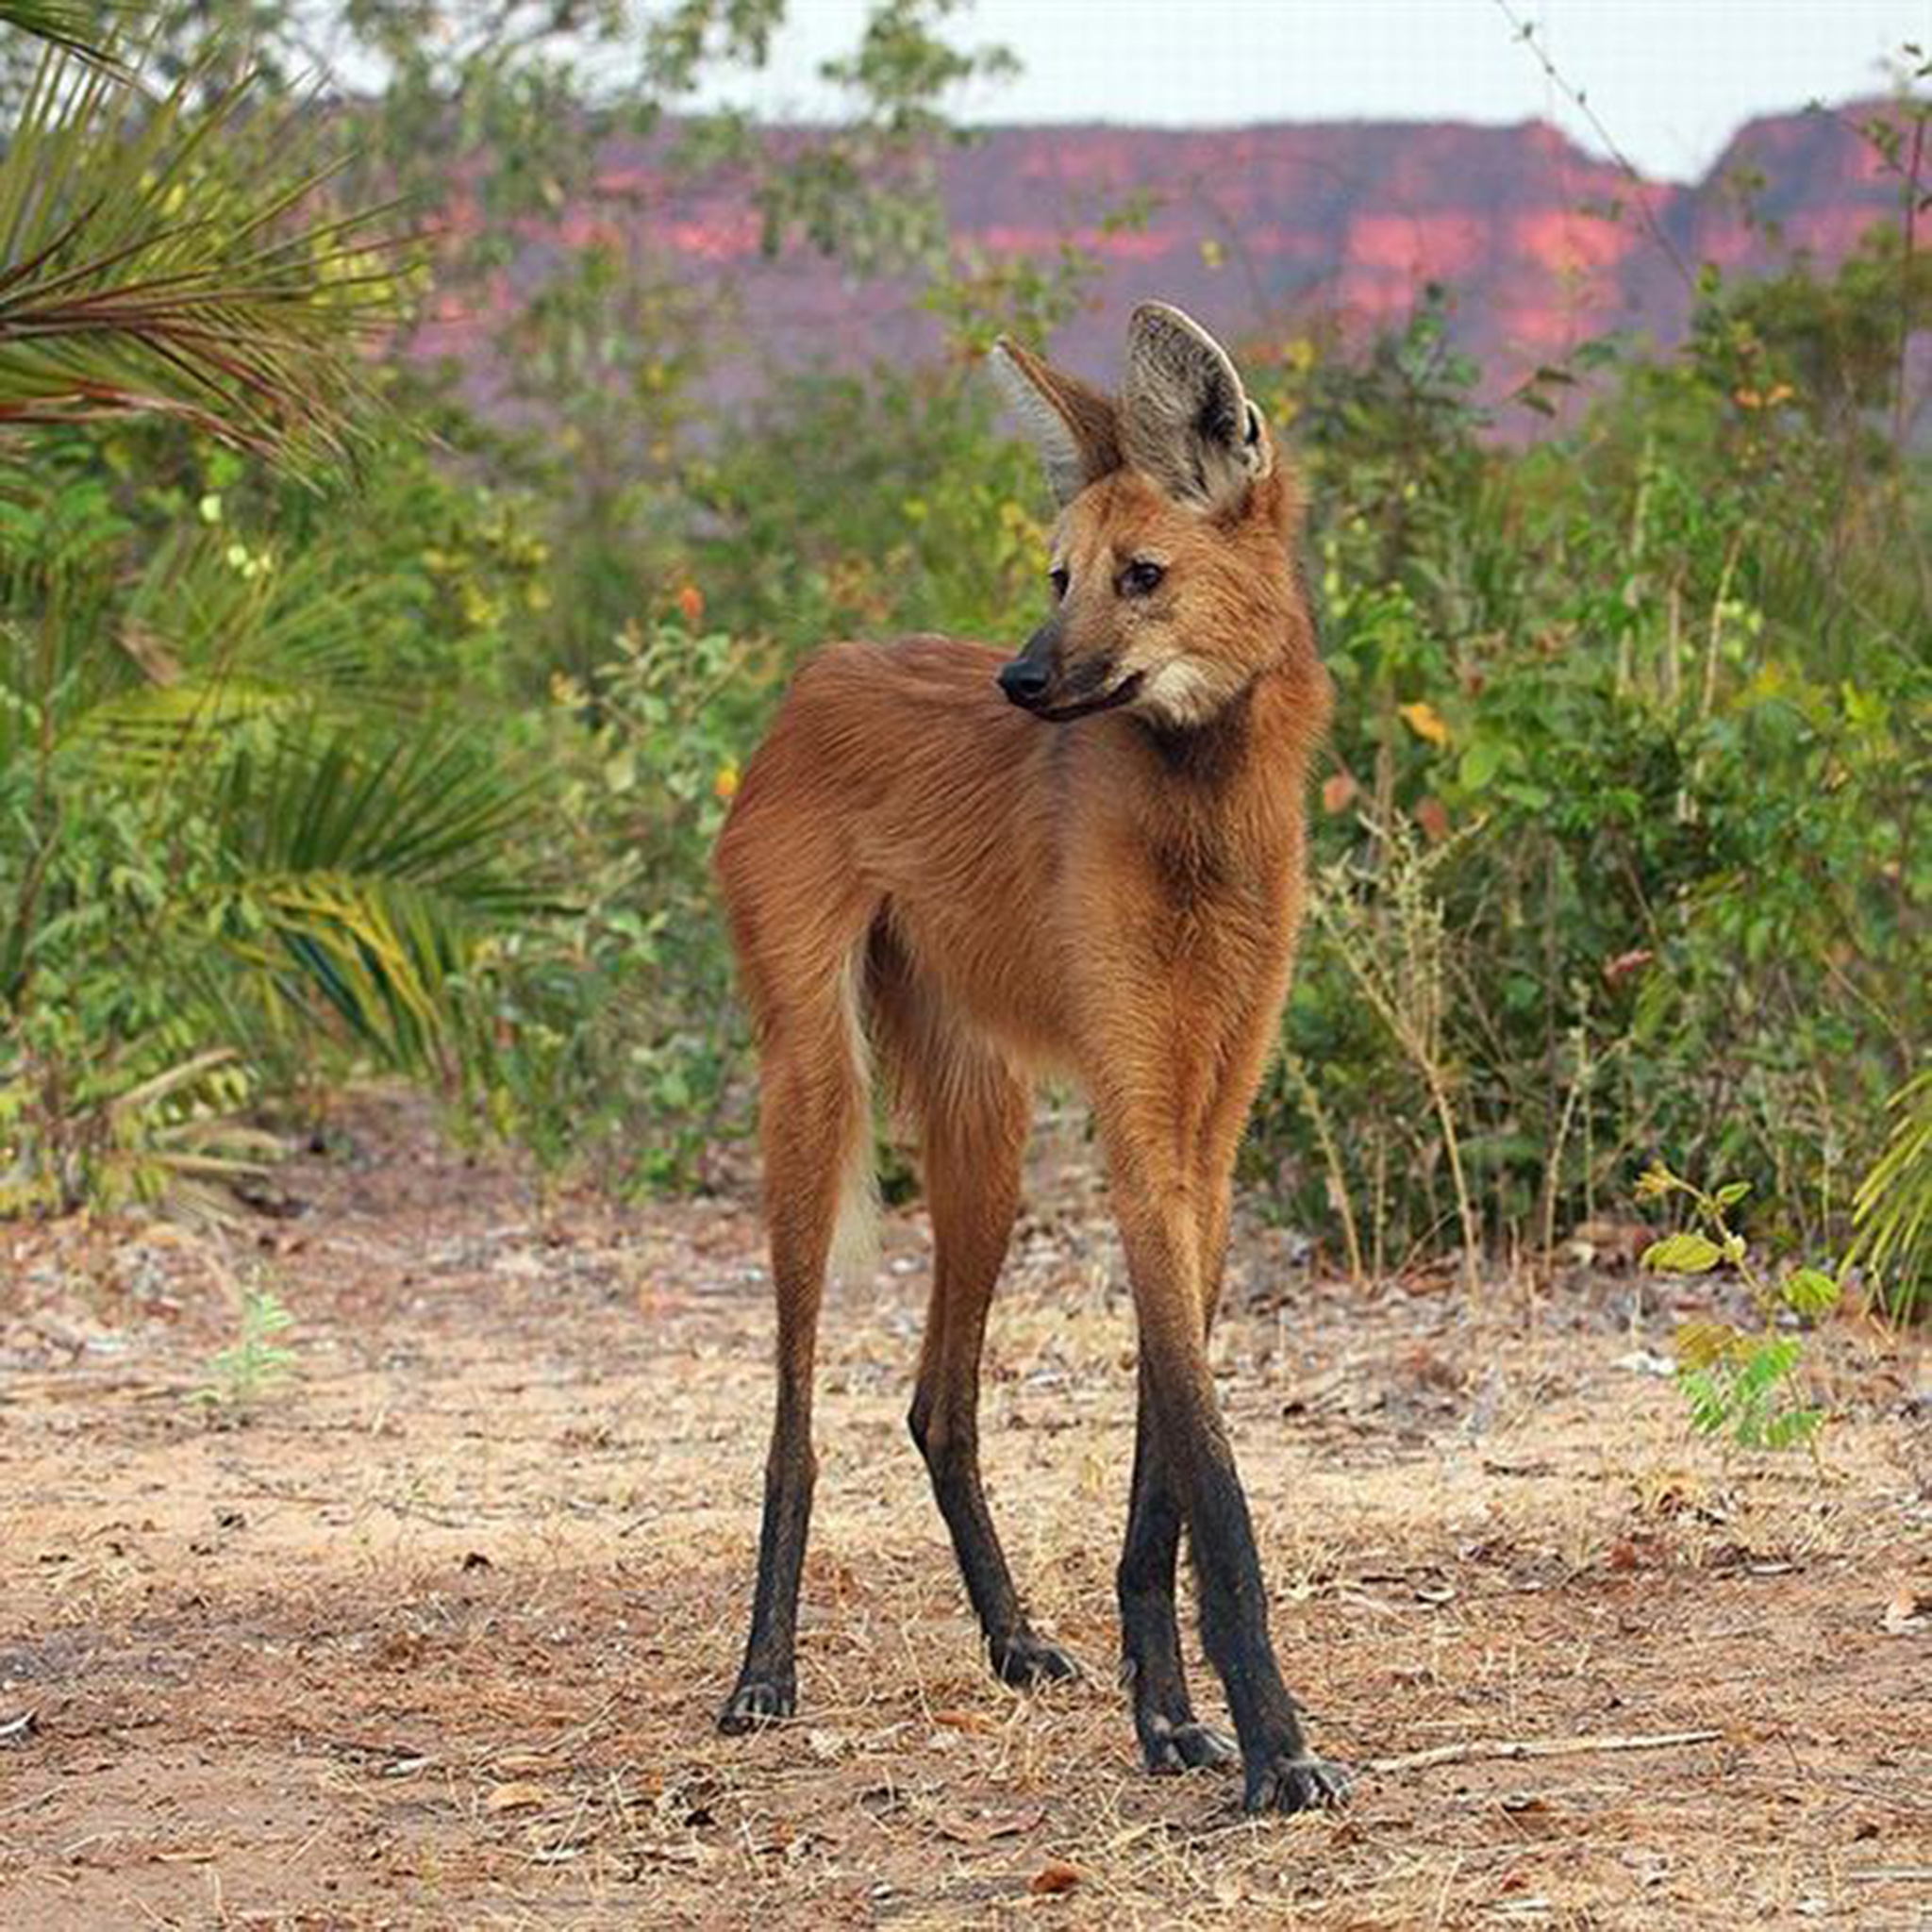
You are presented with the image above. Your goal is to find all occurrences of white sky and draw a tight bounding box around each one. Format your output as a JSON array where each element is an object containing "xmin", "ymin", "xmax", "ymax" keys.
[{"xmin": 693, "ymin": 0, "xmax": 1924, "ymax": 182}]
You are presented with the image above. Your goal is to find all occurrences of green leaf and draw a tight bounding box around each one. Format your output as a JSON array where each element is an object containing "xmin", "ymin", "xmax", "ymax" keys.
[
  {"xmin": 1763, "ymin": 1407, "xmax": 1824, "ymax": 1449},
  {"xmin": 1782, "ymin": 1268, "xmax": 1840, "ymax": 1317},
  {"xmin": 1680, "ymin": 1368, "xmax": 1730, "ymax": 1436},
  {"xmin": 1457, "ymin": 738, "xmax": 1504, "ymax": 791},
  {"xmin": 1642, "ymin": 1231, "xmax": 1724, "ymax": 1274},
  {"xmin": 1714, "ymin": 1181, "xmax": 1752, "ymax": 1208}
]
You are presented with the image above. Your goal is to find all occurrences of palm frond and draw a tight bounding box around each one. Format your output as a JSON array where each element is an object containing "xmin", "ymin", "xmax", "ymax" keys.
[
  {"xmin": 66, "ymin": 526, "xmax": 408, "ymax": 768},
  {"xmin": 217, "ymin": 724, "xmax": 556, "ymax": 914},
  {"xmin": 0, "ymin": 0, "xmax": 136, "ymax": 75},
  {"xmin": 3, "ymin": 516, "xmax": 417, "ymax": 774},
  {"xmin": 78, "ymin": 673, "xmax": 309, "ymax": 770},
  {"xmin": 182, "ymin": 723, "xmax": 560, "ymax": 1075},
  {"xmin": 102, "ymin": 1047, "xmax": 279, "ymax": 1224},
  {"xmin": 222, "ymin": 870, "xmax": 471, "ymax": 1074},
  {"xmin": 1851, "ymin": 1068, "xmax": 1932, "ymax": 1313},
  {"xmin": 125, "ymin": 532, "xmax": 394, "ymax": 695},
  {"xmin": 0, "ymin": 46, "xmax": 417, "ymax": 469}
]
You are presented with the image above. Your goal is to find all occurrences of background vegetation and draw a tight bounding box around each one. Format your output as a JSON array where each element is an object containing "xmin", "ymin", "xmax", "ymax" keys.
[{"xmin": 1, "ymin": 3, "xmax": 1925, "ymax": 1313}]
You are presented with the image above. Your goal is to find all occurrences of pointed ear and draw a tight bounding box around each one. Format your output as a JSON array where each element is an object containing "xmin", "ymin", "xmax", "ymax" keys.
[
  {"xmin": 987, "ymin": 335, "xmax": 1122, "ymax": 508},
  {"xmin": 1120, "ymin": 302, "xmax": 1272, "ymax": 513}
]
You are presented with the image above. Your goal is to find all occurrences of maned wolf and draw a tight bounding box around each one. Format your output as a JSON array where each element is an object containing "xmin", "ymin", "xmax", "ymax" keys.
[{"xmin": 712, "ymin": 303, "xmax": 1343, "ymax": 1813}]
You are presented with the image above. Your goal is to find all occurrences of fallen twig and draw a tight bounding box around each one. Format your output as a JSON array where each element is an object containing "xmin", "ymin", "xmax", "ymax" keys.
[{"xmin": 1368, "ymin": 1727, "xmax": 1723, "ymax": 1775}]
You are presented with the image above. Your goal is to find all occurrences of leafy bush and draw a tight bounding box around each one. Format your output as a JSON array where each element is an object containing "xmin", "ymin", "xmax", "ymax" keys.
[
  {"xmin": 1238, "ymin": 263, "xmax": 1927, "ymax": 1285},
  {"xmin": 0, "ymin": 438, "xmax": 558, "ymax": 1214},
  {"xmin": 476, "ymin": 609, "xmax": 775, "ymax": 1191}
]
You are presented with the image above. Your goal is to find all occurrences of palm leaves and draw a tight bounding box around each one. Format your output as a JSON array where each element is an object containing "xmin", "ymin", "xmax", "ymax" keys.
[
  {"xmin": 1852, "ymin": 1070, "xmax": 1932, "ymax": 1315},
  {"xmin": 4, "ymin": 482, "xmax": 558, "ymax": 1072},
  {"xmin": 0, "ymin": 7, "xmax": 413, "ymax": 466},
  {"xmin": 69, "ymin": 526, "xmax": 403, "ymax": 770},
  {"xmin": 0, "ymin": 0, "xmax": 134, "ymax": 72},
  {"xmin": 0, "ymin": 7, "xmax": 551, "ymax": 1215},
  {"xmin": 1, "ymin": 516, "xmax": 558, "ymax": 1213},
  {"xmin": 205, "ymin": 725, "xmax": 555, "ymax": 1074},
  {"xmin": 13, "ymin": 522, "xmax": 554, "ymax": 1085}
]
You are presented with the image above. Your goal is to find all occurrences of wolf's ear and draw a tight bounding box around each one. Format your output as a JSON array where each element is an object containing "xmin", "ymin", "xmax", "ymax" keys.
[
  {"xmin": 1121, "ymin": 302, "xmax": 1272, "ymax": 513},
  {"xmin": 988, "ymin": 336, "xmax": 1122, "ymax": 508}
]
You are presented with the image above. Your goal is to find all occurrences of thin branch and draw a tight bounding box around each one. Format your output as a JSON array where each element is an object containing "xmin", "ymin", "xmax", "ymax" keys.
[
  {"xmin": 1368, "ymin": 1727, "xmax": 1723, "ymax": 1775},
  {"xmin": 1491, "ymin": 0, "xmax": 1695, "ymax": 292},
  {"xmin": 1893, "ymin": 112, "xmax": 1924, "ymax": 455}
]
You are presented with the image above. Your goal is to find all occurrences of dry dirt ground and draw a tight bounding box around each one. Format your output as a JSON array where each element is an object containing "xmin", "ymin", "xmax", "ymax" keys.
[{"xmin": 3, "ymin": 1096, "xmax": 1929, "ymax": 1930}]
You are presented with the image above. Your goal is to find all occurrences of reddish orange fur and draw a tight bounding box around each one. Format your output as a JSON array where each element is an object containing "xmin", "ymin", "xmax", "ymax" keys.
[
  {"xmin": 717, "ymin": 464, "xmax": 1326, "ymax": 1232},
  {"xmin": 711, "ymin": 307, "xmax": 1345, "ymax": 1813}
]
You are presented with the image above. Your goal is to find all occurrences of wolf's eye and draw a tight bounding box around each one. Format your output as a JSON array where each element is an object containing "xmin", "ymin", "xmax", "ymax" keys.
[
  {"xmin": 1049, "ymin": 566, "xmax": 1070, "ymax": 600},
  {"xmin": 1121, "ymin": 558, "xmax": 1166, "ymax": 596}
]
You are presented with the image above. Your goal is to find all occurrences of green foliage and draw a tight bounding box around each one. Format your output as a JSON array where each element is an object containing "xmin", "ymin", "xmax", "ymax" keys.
[
  {"xmin": 495, "ymin": 240, "xmax": 705, "ymax": 695},
  {"xmin": 1300, "ymin": 813, "xmax": 1481, "ymax": 1288},
  {"xmin": 0, "ymin": 434, "xmax": 559, "ymax": 1215},
  {"xmin": 658, "ymin": 0, "xmax": 1018, "ymax": 271},
  {"xmin": 191, "ymin": 1278, "xmax": 297, "ymax": 1417},
  {"xmin": 0, "ymin": 31, "xmax": 412, "ymax": 465},
  {"xmin": 694, "ymin": 362, "xmax": 1051, "ymax": 653},
  {"xmin": 1, "ymin": 0, "xmax": 1039, "ymax": 1219},
  {"xmin": 0, "ymin": 0, "xmax": 132, "ymax": 71},
  {"xmin": 476, "ymin": 611, "xmax": 773, "ymax": 1190},
  {"xmin": 1237, "ymin": 246, "xmax": 1928, "ymax": 1276},
  {"xmin": 1851, "ymin": 1068, "xmax": 1932, "ymax": 1317},
  {"xmin": 2, "ymin": 1, "xmax": 1924, "ymax": 1299},
  {"xmin": 1637, "ymin": 1161, "xmax": 1841, "ymax": 1453}
]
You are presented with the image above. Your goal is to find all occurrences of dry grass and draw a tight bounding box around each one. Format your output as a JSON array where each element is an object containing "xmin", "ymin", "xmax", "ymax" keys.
[{"xmin": 2, "ymin": 1094, "xmax": 1928, "ymax": 1928}]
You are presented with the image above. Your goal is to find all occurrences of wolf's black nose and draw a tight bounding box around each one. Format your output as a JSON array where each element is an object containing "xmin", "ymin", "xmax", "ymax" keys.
[{"xmin": 998, "ymin": 659, "xmax": 1050, "ymax": 706}]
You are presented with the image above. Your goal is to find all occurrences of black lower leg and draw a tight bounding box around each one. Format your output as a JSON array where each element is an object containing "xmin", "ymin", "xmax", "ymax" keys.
[
  {"xmin": 908, "ymin": 1066, "xmax": 1072, "ymax": 1690},
  {"xmin": 910, "ymin": 1400, "xmax": 1077, "ymax": 1685},
  {"xmin": 1167, "ymin": 1392, "xmax": 1346, "ymax": 1812},
  {"xmin": 1118, "ymin": 1369, "xmax": 1236, "ymax": 1772},
  {"xmin": 721, "ymin": 1388, "xmax": 814, "ymax": 1730}
]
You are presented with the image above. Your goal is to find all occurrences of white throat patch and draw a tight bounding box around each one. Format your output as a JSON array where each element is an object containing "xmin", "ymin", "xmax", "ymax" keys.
[{"xmin": 1136, "ymin": 656, "xmax": 1224, "ymax": 727}]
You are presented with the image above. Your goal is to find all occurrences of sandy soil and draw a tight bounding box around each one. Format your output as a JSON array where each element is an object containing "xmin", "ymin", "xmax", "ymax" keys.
[{"xmin": 3, "ymin": 1095, "xmax": 1928, "ymax": 1930}]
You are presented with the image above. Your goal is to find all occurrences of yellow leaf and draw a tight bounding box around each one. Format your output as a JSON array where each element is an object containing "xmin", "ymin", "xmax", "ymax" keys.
[
  {"xmin": 1399, "ymin": 700, "xmax": 1450, "ymax": 748},
  {"xmin": 1645, "ymin": 1230, "xmax": 1724, "ymax": 1274},
  {"xmin": 713, "ymin": 763, "xmax": 740, "ymax": 802},
  {"xmin": 1674, "ymin": 1320, "xmax": 1743, "ymax": 1370}
]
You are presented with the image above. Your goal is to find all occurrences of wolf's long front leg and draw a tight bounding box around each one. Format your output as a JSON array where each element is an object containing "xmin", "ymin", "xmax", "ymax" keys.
[
  {"xmin": 1119, "ymin": 1359, "xmax": 1238, "ymax": 1773},
  {"xmin": 1110, "ymin": 1160, "xmax": 1345, "ymax": 1813}
]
